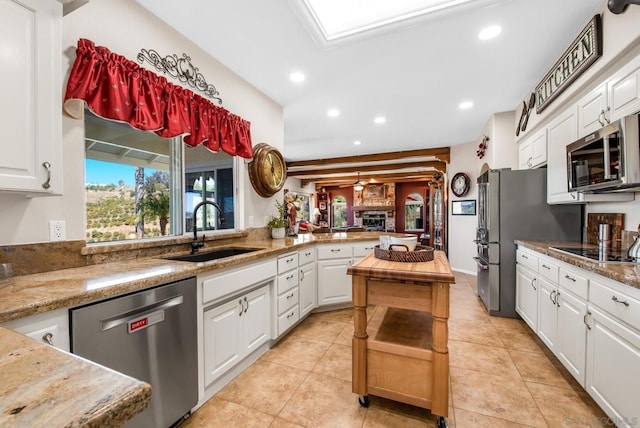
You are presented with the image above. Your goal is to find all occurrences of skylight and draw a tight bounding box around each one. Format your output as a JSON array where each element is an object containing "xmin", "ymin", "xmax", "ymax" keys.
[{"xmin": 303, "ymin": 0, "xmax": 485, "ymax": 41}]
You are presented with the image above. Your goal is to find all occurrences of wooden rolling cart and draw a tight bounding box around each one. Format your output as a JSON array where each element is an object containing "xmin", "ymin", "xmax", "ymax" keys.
[{"xmin": 347, "ymin": 251, "xmax": 455, "ymax": 428}]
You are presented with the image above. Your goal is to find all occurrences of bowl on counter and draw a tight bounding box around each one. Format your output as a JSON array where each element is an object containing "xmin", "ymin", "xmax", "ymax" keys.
[{"xmin": 388, "ymin": 235, "xmax": 418, "ymax": 251}]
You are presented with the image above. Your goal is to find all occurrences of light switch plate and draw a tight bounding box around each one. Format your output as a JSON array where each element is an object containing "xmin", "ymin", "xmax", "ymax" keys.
[{"xmin": 49, "ymin": 220, "xmax": 66, "ymax": 241}]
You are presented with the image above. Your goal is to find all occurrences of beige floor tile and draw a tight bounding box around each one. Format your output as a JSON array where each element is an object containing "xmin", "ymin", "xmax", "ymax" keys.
[
  {"xmin": 334, "ymin": 322, "xmax": 354, "ymax": 347},
  {"xmin": 278, "ymin": 372, "xmax": 367, "ymax": 427},
  {"xmin": 449, "ymin": 302, "xmax": 490, "ymax": 322},
  {"xmin": 509, "ymin": 349, "xmax": 575, "ymax": 389},
  {"xmin": 261, "ymin": 335, "xmax": 331, "ymax": 371},
  {"xmin": 269, "ymin": 417, "xmax": 305, "ymax": 428},
  {"xmin": 489, "ymin": 315, "xmax": 529, "ymax": 335},
  {"xmin": 363, "ymin": 405, "xmax": 434, "ymax": 427},
  {"xmin": 182, "ymin": 397, "xmax": 274, "ymax": 427},
  {"xmin": 453, "ymin": 408, "xmax": 534, "ymax": 428},
  {"xmin": 449, "ymin": 319, "xmax": 504, "ymax": 347},
  {"xmin": 527, "ymin": 381, "xmax": 611, "ymax": 428},
  {"xmin": 217, "ymin": 360, "xmax": 309, "ymax": 416},
  {"xmin": 312, "ymin": 343, "xmax": 352, "ymax": 382},
  {"xmin": 499, "ymin": 329, "xmax": 546, "ymax": 354},
  {"xmin": 450, "ymin": 367, "xmax": 547, "ymax": 427},
  {"xmin": 310, "ymin": 307, "xmax": 354, "ymax": 323},
  {"xmin": 287, "ymin": 316, "xmax": 347, "ymax": 343},
  {"xmin": 366, "ymin": 396, "xmax": 438, "ymax": 426},
  {"xmin": 448, "ymin": 340, "xmax": 520, "ymax": 378}
]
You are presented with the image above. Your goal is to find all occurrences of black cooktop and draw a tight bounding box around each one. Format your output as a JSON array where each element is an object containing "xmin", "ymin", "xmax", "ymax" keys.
[{"xmin": 552, "ymin": 246, "xmax": 636, "ymax": 263}]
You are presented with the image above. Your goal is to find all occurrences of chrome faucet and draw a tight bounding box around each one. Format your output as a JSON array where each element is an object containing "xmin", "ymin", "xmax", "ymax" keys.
[{"xmin": 191, "ymin": 201, "xmax": 225, "ymax": 254}]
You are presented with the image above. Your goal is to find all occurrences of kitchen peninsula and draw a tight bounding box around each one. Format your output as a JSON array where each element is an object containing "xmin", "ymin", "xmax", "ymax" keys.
[
  {"xmin": 0, "ymin": 231, "xmax": 397, "ymax": 427},
  {"xmin": 348, "ymin": 250, "xmax": 455, "ymax": 426}
]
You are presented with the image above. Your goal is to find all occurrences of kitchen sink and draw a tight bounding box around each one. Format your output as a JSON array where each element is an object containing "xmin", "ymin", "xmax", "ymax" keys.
[{"xmin": 165, "ymin": 247, "xmax": 262, "ymax": 262}]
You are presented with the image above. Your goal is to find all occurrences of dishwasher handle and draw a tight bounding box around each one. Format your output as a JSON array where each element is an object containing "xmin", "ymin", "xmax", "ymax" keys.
[{"xmin": 100, "ymin": 295, "xmax": 184, "ymax": 332}]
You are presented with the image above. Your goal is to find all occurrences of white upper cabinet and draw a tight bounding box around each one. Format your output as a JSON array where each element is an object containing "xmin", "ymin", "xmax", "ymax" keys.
[
  {"xmin": 518, "ymin": 129, "xmax": 547, "ymax": 170},
  {"xmin": 607, "ymin": 54, "xmax": 640, "ymax": 121},
  {"xmin": 577, "ymin": 83, "xmax": 608, "ymax": 136},
  {"xmin": 0, "ymin": 0, "xmax": 62, "ymax": 195},
  {"xmin": 577, "ymin": 55, "xmax": 640, "ymax": 140}
]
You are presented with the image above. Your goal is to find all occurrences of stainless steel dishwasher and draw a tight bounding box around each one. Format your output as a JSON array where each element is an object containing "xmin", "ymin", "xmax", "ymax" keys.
[{"xmin": 70, "ymin": 276, "xmax": 197, "ymax": 428}]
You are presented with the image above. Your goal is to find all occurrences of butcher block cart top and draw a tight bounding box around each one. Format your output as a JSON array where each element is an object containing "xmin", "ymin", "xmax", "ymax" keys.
[{"xmin": 347, "ymin": 251, "xmax": 455, "ymax": 427}]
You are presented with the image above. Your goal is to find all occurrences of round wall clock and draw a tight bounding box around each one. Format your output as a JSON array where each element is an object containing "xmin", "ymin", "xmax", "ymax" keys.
[
  {"xmin": 248, "ymin": 143, "xmax": 287, "ymax": 197},
  {"xmin": 451, "ymin": 172, "xmax": 471, "ymax": 197}
]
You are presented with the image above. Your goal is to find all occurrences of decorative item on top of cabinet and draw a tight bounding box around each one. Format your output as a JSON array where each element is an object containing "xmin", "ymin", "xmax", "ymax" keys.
[
  {"xmin": 0, "ymin": 0, "xmax": 62, "ymax": 195},
  {"xmin": 516, "ymin": 93, "xmax": 536, "ymax": 136},
  {"xmin": 607, "ymin": 0, "xmax": 640, "ymax": 14}
]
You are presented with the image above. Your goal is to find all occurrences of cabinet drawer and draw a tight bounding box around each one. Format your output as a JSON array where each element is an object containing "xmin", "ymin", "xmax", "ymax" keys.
[
  {"xmin": 298, "ymin": 247, "xmax": 315, "ymax": 265},
  {"xmin": 559, "ymin": 268, "xmax": 588, "ymax": 300},
  {"xmin": 353, "ymin": 241, "xmax": 376, "ymax": 258},
  {"xmin": 277, "ymin": 287, "xmax": 299, "ymax": 315},
  {"xmin": 278, "ymin": 305, "xmax": 299, "ymax": 334},
  {"xmin": 278, "ymin": 253, "xmax": 298, "ymax": 273},
  {"xmin": 317, "ymin": 245, "xmax": 352, "ymax": 260},
  {"xmin": 516, "ymin": 249, "xmax": 538, "ymax": 271},
  {"xmin": 538, "ymin": 259, "xmax": 559, "ymax": 283},
  {"xmin": 277, "ymin": 270, "xmax": 299, "ymax": 294},
  {"xmin": 590, "ymin": 280, "xmax": 640, "ymax": 331}
]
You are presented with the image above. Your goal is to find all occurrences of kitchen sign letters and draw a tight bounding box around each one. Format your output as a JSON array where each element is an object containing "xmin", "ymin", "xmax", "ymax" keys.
[{"xmin": 535, "ymin": 15, "xmax": 602, "ymax": 113}]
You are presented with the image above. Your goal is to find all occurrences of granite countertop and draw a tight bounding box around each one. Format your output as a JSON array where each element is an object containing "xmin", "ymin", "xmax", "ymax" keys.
[
  {"xmin": 0, "ymin": 232, "xmax": 395, "ymax": 427},
  {"xmin": 0, "ymin": 232, "xmax": 388, "ymax": 323},
  {"xmin": 0, "ymin": 327, "xmax": 151, "ymax": 427},
  {"xmin": 515, "ymin": 240, "xmax": 640, "ymax": 289}
]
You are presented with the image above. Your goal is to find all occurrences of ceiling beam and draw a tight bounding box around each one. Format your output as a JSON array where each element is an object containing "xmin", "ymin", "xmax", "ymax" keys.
[
  {"xmin": 287, "ymin": 160, "xmax": 446, "ymax": 177},
  {"xmin": 306, "ymin": 172, "xmax": 437, "ymax": 187},
  {"xmin": 286, "ymin": 147, "xmax": 450, "ymax": 168}
]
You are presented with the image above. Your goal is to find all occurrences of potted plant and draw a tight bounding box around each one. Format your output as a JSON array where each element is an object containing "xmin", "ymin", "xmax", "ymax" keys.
[{"xmin": 267, "ymin": 200, "xmax": 287, "ymax": 239}]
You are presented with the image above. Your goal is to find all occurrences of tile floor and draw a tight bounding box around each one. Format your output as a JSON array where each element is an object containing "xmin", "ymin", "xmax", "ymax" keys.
[{"xmin": 183, "ymin": 273, "xmax": 610, "ymax": 427}]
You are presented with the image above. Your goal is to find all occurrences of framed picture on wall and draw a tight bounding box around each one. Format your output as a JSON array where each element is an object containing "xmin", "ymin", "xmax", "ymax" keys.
[
  {"xmin": 451, "ymin": 199, "xmax": 476, "ymax": 215},
  {"xmin": 319, "ymin": 201, "xmax": 327, "ymax": 210}
]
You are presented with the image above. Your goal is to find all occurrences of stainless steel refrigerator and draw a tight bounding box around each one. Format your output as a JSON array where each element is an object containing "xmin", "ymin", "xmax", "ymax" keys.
[{"xmin": 475, "ymin": 168, "xmax": 582, "ymax": 317}]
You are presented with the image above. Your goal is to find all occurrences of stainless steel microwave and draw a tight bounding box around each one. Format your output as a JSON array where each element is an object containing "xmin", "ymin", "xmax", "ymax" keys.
[{"xmin": 567, "ymin": 112, "xmax": 640, "ymax": 192}]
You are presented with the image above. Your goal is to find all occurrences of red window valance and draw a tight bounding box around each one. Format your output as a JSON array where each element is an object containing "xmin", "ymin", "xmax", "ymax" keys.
[{"xmin": 63, "ymin": 38, "xmax": 253, "ymax": 158}]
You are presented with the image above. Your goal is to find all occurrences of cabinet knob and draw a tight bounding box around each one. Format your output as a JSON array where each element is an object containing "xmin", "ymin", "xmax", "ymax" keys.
[{"xmin": 42, "ymin": 332, "xmax": 54, "ymax": 346}]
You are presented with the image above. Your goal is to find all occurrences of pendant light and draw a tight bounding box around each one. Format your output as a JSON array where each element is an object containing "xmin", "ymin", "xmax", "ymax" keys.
[{"xmin": 353, "ymin": 172, "xmax": 365, "ymax": 191}]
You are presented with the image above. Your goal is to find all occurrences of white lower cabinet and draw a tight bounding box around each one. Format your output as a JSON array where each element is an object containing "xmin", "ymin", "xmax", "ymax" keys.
[
  {"xmin": 1, "ymin": 308, "xmax": 70, "ymax": 352},
  {"xmin": 515, "ymin": 264, "xmax": 538, "ymax": 330},
  {"xmin": 556, "ymin": 290, "xmax": 588, "ymax": 386},
  {"xmin": 517, "ymin": 246, "xmax": 640, "ymax": 426},
  {"xmin": 537, "ymin": 277, "xmax": 558, "ymax": 351},
  {"xmin": 316, "ymin": 241, "xmax": 376, "ymax": 307},
  {"xmin": 299, "ymin": 261, "xmax": 316, "ymax": 317},
  {"xmin": 586, "ymin": 307, "xmax": 640, "ymax": 428},
  {"xmin": 317, "ymin": 257, "xmax": 353, "ymax": 306},
  {"xmin": 203, "ymin": 285, "xmax": 270, "ymax": 387}
]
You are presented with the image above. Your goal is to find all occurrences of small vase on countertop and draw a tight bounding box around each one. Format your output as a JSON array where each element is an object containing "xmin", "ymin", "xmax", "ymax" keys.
[{"xmin": 271, "ymin": 227, "xmax": 286, "ymax": 239}]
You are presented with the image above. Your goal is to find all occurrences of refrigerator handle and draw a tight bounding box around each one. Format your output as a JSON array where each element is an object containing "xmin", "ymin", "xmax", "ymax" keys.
[{"xmin": 473, "ymin": 257, "xmax": 489, "ymax": 270}]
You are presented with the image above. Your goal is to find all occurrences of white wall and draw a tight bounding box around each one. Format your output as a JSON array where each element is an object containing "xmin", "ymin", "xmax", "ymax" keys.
[{"xmin": 0, "ymin": 0, "xmax": 283, "ymax": 245}]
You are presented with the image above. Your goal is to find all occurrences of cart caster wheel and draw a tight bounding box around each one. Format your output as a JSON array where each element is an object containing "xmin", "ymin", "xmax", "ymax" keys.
[
  {"xmin": 358, "ymin": 395, "xmax": 370, "ymax": 408},
  {"xmin": 436, "ymin": 416, "xmax": 448, "ymax": 428}
]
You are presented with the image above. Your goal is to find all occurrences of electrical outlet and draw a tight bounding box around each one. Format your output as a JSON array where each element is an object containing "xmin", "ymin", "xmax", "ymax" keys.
[{"xmin": 49, "ymin": 221, "xmax": 66, "ymax": 241}]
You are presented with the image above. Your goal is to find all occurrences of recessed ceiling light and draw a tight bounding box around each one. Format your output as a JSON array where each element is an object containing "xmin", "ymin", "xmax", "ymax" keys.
[
  {"xmin": 354, "ymin": 140, "xmax": 362, "ymax": 145},
  {"xmin": 478, "ymin": 25, "xmax": 502, "ymax": 41},
  {"xmin": 374, "ymin": 116, "xmax": 386, "ymax": 124},
  {"xmin": 327, "ymin": 109, "xmax": 340, "ymax": 117},
  {"xmin": 289, "ymin": 71, "xmax": 306, "ymax": 83},
  {"xmin": 459, "ymin": 101, "xmax": 474, "ymax": 110}
]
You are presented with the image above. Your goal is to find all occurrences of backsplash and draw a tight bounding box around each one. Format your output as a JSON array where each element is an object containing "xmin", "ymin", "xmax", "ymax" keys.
[
  {"xmin": 586, "ymin": 213, "xmax": 624, "ymax": 248},
  {"xmin": 0, "ymin": 229, "xmax": 261, "ymax": 276}
]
